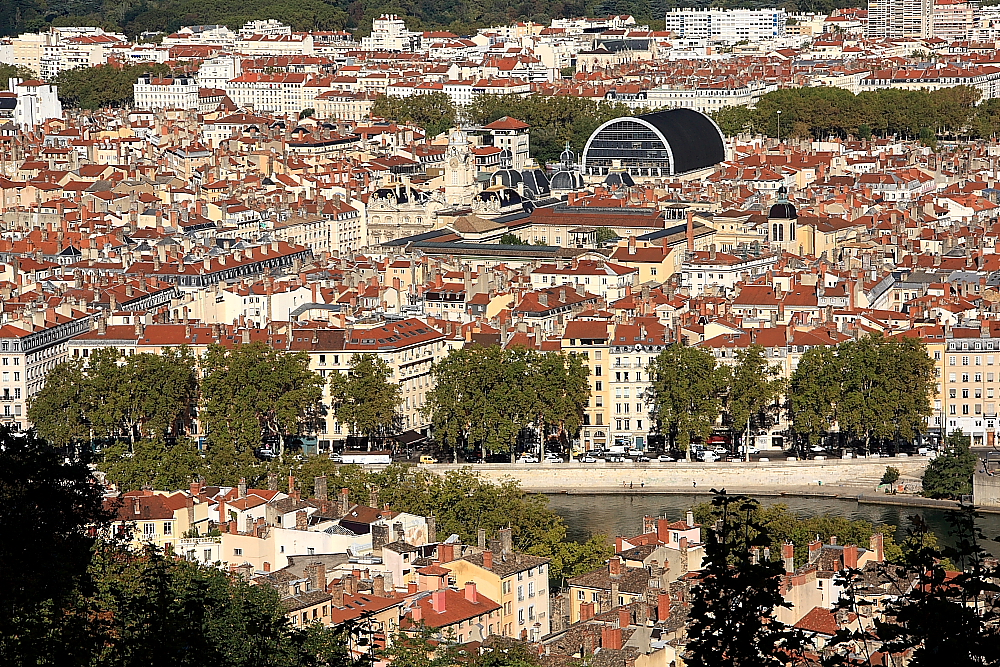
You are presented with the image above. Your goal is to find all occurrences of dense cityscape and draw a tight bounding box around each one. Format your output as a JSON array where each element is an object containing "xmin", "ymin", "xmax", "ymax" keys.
[{"xmin": 5, "ymin": 2, "xmax": 1000, "ymax": 666}]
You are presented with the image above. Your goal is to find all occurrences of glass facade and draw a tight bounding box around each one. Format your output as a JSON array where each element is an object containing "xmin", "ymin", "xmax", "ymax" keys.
[{"xmin": 583, "ymin": 121, "xmax": 673, "ymax": 176}]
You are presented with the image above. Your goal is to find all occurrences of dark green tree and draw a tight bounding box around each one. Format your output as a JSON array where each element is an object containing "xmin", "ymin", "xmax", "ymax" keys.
[
  {"xmin": 922, "ymin": 430, "xmax": 977, "ymax": 499},
  {"xmin": 723, "ymin": 345, "xmax": 784, "ymax": 455},
  {"xmin": 788, "ymin": 345, "xmax": 840, "ymax": 449},
  {"xmin": 200, "ymin": 341, "xmax": 325, "ymax": 456},
  {"xmin": 499, "ymin": 233, "xmax": 530, "ymax": 245},
  {"xmin": 328, "ymin": 354, "xmax": 402, "ymax": 447},
  {"xmin": 0, "ymin": 427, "xmax": 110, "ymax": 666},
  {"xmin": 647, "ymin": 344, "xmax": 724, "ymax": 458},
  {"xmin": 685, "ymin": 491, "xmax": 807, "ymax": 667},
  {"xmin": 371, "ymin": 92, "xmax": 457, "ymax": 138}
]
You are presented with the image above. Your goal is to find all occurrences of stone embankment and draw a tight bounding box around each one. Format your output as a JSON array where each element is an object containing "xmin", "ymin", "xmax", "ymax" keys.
[{"xmin": 424, "ymin": 457, "xmax": 930, "ymax": 494}]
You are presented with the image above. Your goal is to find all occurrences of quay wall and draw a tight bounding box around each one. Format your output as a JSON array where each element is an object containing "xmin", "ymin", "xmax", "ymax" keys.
[{"xmin": 422, "ymin": 457, "xmax": 930, "ymax": 491}]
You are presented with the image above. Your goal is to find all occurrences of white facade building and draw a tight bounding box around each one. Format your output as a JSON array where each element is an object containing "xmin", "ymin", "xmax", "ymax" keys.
[
  {"xmin": 133, "ymin": 76, "xmax": 200, "ymax": 110},
  {"xmin": 361, "ymin": 15, "xmax": 421, "ymax": 51},
  {"xmin": 663, "ymin": 8, "xmax": 787, "ymax": 44},
  {"xmin": 9, "ymin": 78, "xmax": 63, "ymax": 128}
]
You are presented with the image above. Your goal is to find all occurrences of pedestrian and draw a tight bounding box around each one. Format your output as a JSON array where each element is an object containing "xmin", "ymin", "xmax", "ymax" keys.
[
  {"xmin": 640, "ymin": 481, "xmax": 645, "ymax": 488},
  {"xmin": 630, "ymin": 481, "xmax": 634, "ymax": 489},
  {"xmin": 692, "ymin": 480, "xmax": 697, "ymax": 488}
]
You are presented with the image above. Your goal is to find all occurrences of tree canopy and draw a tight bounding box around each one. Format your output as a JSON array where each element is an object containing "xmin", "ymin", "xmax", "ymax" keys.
[
  {"xmin": 646, "ymin": 344, "xmax": 724, "ymax": 456},
  {"xmin": 328, "ymin": 354, "xmax": 402, "ymax": 445},
  {"xmin": 788, "ymin": 334, "xmax": 934, "ymax": 453},
  {"xmin": 371, "ymin": 93, "xmax": 457, "ymax": 138},
  {"xmin": 424, "ymin": 345, "xmax": 589, "ymax": 461},
  {"xmin": 921, "ymin": 430, "xmax": 977, "ymax": 499},
  {"xmin": 712, "ymin": 85, "xmax": 992, "ymax": 140},
  {"xmin": 53, "ymin": 63, "xmax": 179, "ymax": 109}
]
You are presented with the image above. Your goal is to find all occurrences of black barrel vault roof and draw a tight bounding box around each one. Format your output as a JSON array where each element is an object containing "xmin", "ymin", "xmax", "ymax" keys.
[{"xmin": 636, "ymin": 108, "xmax": 726, "ymax": 174}]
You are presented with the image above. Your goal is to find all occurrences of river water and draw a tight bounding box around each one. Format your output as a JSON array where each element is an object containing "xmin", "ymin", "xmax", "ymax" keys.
[{"xmin": 545, "ymin": 493, "xmax": 1000, "ymax": 556}]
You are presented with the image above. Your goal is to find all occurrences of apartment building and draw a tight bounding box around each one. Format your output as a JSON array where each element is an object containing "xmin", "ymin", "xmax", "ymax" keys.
[
  {"xmin": 663, "ymin": 8, "xmax": 788, "ymax": 44},
  {"xmin": 0, "ymin": 305, "xmax": 93, "ymax": 429},
  {"xmin": 942, "ymin": 323, "xmax": 1000, "ymax": 446},
  {"xmin": 133, "ymin": 76, "xmax": 200, "ymax": 110},
  {"xmin": 868, "ymin": 0, "xmax": 935, "ymax": 38}
]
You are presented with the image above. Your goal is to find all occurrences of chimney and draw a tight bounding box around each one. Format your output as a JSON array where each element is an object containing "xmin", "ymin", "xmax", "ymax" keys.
[
  {"xmin": 602, "ymin": 627, "xmax": 623, "ymax": 650},
  {"xmin": 296, "ymin": 510, "xmax": 308, "ymax": 531},
  {"xmin": 843, "ymin": 544, "xmax": 858, "ymax": 569},
  {"xmin": 263, "ymin": 562, "xmax": 270, "ymax": 572},
  {"xmin": 478, "ymin": 528, "xmax": 487, "ymax": 549},
  {"xmin": 238, "ymin": 478, "xmax": 247, "ymax": 498},
  {"xmin": 431, "ymin": 589, "xmax": 447, "ymax": 614},
  {"xmin": 686, "ymin": 510, "xmax": 694, "ymax": 527},
  {"xmin": 408, "ymin": 582, "xmax": 418, "ymax": 595},
  {"xmin": 782, "ymin": 542, "xmax": 795, "ymax": 574},
  {"xmin": 426, "ymin": 516, "xmax": 436, "ymax": 543},
  {"xmin": 373, "ymin": 574, "xmax": 387, "ymax": 597},
  {"xmin": 483, "ymin": 550, "xmax": 493, "ymax": 570},
  {"xmin": 218, "ymin": 498, "xmax": 226, "ymax": 524},
  {"xmin": 870, "ymin": 533, "xmax": 885, "ymax": 562},
  {"xmin": 643, "ymin": 515, "xmax": 656, "ymax": 534},
  {"xmin": 315, "ymin": 476, "xmax": 328, "ymax": 502},
  {"xmin": 411, "ymin": 603, "xmax": 422, "ymax": 622},
  {"xmin": 657, "ymin": 592, "xmax": 670, "ymax": 622},
  {"xmin": 339, "ymin": 488, "xmax": 350, "ymax": 515},
  {"xmin": 332, "ymin": 580, "xmax": 345, "ymax": 607},
  {"xmin": 464, "ymin": 582, "xmax": 478, "ymax": 603},
  {"xmin": 618, "ymin": 608, "xmax": 631, "ymax": 628},
  {"xmin": 580, "ymin": 601, "xmax": 596, "ymax": 621},
  {"xmin": 808, "ymin": 539, "xmax": 822, "ymax": 564},
  {"xmin": 657, "ymin": 518, "xmax": 669, "ymax": 544},
  {"xmin": 609, "ymin": 556, "xmax": 622, "ymax": 576}
]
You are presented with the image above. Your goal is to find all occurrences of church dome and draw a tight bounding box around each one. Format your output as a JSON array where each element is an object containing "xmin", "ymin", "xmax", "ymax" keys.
[
  {"xmin": 604, "ymin": 171, "xmax": 635, "ymax": 188},
  {"xmin": 521, "ymin": 167, "xmax": 550, "ymax": 197},
  {"xmin": 491, "ymin": 169, "xmax": 522, "ymax": 188},
  {"xmin": 768, "ymin": 201, "xmax": 798, "ymax": 219},
  {"xmin": 551, "ymin": 170, "xmax": 583, "ymax": 191}
]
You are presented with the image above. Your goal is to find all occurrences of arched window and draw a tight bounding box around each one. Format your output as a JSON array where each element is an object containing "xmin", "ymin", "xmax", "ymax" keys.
[{"xmin": 772, "ymin": 223, "xmax": 783, "ymax": 242}]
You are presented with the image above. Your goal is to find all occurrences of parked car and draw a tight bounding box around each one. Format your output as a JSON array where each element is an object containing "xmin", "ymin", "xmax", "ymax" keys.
[
  {"xmin": 329, "ymin": 452, "xmax": 343, "ymax": 462},
  {"xmin": 419, "ymin": 455, "xmax": 438, "ymax": 464},
  {"xmin": 712, "ymin": 445, "xmax": 729, "ymax": 454},
  {"xmin": 580, "ymin": 455, "xmax": 599, "ymax": 463},
  {"xmin": 606, "ymin": 455, "xmax": 626, "ymax": 463},
  {"xmin": 738, "ymin": 445, "xmax": 760, "ymax": 455},
  {"xmin": 697, "ymin": 451, "xmax": 720, "ymax": 462},
  {"xmin": 635, "ymin": 455, "xmax": 651, "ymax": 462},
  {"xmin": 657, "ymin": 454, "xmax": 677, "ymax": 462},
  {"xmin": 543, "ymin": 454, "xmax": 564, "ymax": 463},
  {"xmin": 517, "ymin": 455, "xmax": 540, "ymax": 464},
  {"xmin": 627, "ymin": 448, "xmax": 644, "ymax": 457}
]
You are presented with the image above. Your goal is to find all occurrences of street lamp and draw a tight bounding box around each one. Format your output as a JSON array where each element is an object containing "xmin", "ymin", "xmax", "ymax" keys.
[{"xmin": 776, "ymin": 110, "xmax": 782, "ymax": 145}]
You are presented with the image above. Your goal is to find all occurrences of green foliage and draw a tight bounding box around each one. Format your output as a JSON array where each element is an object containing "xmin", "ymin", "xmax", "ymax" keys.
[
  {"xmin": 647, "ymin": 344, "xmax": 724, "ymax": 455},
  {"xmin": 424, "ymin": 346, "xmax": 589, "ymax": 461},
  {"xmin": 692, "ymin": 498, "xmax": 901, "ymax": 567},
  {"xmin": 0, "ymin": 427, "xmax": 109, "ymax": 664},
  {"xmin": 53, "ymin": 62, "xmax": 177, "ymax": 109},
  {"xmin": 685, "ymin": 492, "xmax": 807, "ymax": 667},
  {"xmin": 593, "ymin": 227, "xmax": 620, "ymax": 245},
  {"xmin": 201, "ymin": 341, "xmax": 325, "ymax": 458},
  {"xmin": 29, "ymin": 347, "xmax": 198, "ymax": 449},
  {"xmin": 711, "ymin": 85, "xmax": 987, "ymax": 140},
  {"xmin": 464, "ymin": 94, "xmax": 638, "ymax": 165},
  {"xmin": 371, "ymin": 92, "xmax": 457, "ymax": 138},
  {"xmin": 0, "ymin": 64, "xmax": 37, "ymax": 84},
  {"xmin": 328, "ymin": 354, "xmax": 402, "ymax": 444},
  {"xmin": 922, "ymin": 430, "xmax": 977, "ymax": 499},
  {"xmin": 100, "ymin": 437, "xmax": 204, "ymax": 491},
  {"xmin": 723, "ymin": 345, "xmax": 784, "ymax": 446},
  {"xmin": 788, "ymin": 334, "xmax": 934, "ymax": 453},
  {"xmin": 499, "ymin": 233, "xmax": 530, "ymax": 245},
  {"xmin": 788, "ymin": 345, "xmax": 840, "ymax": 446},
  {"xmin": 881, "ymin": 466, "xmax": 901, "ymax": 486}
]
